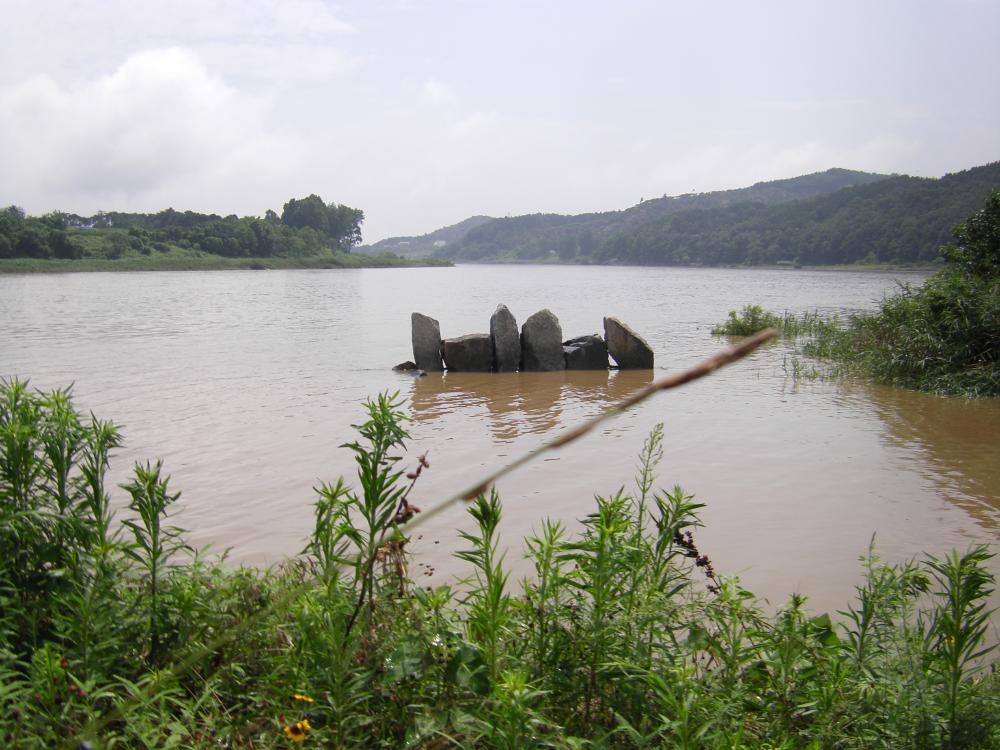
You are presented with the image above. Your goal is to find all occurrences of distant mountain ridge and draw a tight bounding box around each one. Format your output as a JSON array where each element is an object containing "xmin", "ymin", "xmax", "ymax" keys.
[
  {"xmin": 443, "ymin": 168, "xmax": 890, "ymax": 263},
  {"xmin": 590, "ymin": 162, "xmax": 1000, "ymax": 266},
  {"xmin": 360, "ymin": 168, "xmax": 890, "ymax": 261},
  {"xmin": 358, "ymin": 215, "xmax": 493, "ymax": 258},
  {"xmin": 360, "ymin": 163, "xmax": 1000, "ymax": 266}
]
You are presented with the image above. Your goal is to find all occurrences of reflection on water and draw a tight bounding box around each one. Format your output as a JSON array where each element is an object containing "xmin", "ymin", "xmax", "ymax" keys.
[
  {"xmin": 409, "ymin": 369, "xmax": 654, "ymax": 441},
  {"xmin": 842, "ymin": 381, "xmax": 1000, "ymax": 528}
]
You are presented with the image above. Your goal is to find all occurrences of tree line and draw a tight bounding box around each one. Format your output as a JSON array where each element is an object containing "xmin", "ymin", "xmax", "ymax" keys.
[{"xmin": 0, "ymin": 194, "xmax": 363, "ymax": 261}]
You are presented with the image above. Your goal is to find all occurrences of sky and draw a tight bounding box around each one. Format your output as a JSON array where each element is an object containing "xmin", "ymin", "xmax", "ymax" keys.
[{"xmin": 1, "ymin": 0, "xmax": 998, "ymax": 242}]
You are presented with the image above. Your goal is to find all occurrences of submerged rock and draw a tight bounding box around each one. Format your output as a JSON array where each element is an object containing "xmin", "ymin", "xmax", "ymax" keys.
[
  {"xmin": 521, "ymin": 309, "xmax": 565, "ymax": 371},
  {"xmin": 392, "ymin": 361, "xmax": 427, "ymax": 377},
  {"xmin": 490, "ymin": 304, "xmax": 520, "ymax": 372},
  {"xmin": 604, "ymin": 317, "xmax": 654, "ymax": 369},
  {"xmin": 442, "ymin": 334, "xmax": 494, "ymax": 372},
  {"xmin": 563, "ymin": 334, "xmax": 609, "ymax": 370},
  {"xmin": 411, "ymin": 312, "xmax": 443, "ymax": 371}
]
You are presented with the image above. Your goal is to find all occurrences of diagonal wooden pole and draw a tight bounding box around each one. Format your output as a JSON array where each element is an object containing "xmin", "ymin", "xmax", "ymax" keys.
[{"xmin": 407, "ymin": 327, "xmax": 778, "ymax": 528}]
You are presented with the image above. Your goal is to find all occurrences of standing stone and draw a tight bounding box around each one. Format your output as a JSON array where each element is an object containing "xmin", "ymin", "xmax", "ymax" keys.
[
  {"xmin": 442, "ymin": 334, "xmax": 494, "ymax": 372},
  {"xmin": 604, "ymin": 317, "xmax": 654, "ymax": 369},
  {"xmin": 521, "ymin": 309, "xmax": 565, "ymax": 371},
  {"xmin": 563, "ymin": 334, "xmax": 609, "ymax": 370},
  {"xmin": 490, "ymin": 304, "xmax": 520, "ymax": 372},
  {"xmin": 411, "ymin": 312, "xmax": 443, "ymax": 371}
]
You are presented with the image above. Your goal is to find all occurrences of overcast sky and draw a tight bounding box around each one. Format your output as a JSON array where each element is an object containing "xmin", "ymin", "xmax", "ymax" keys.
[{"xmin": 1, "ymin": 1, "xmax": 998, "ymax": 241}]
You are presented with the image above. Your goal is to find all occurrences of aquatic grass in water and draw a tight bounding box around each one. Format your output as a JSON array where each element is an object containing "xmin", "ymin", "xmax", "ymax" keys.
[
  {"xmin": 715, "ymin": 191, "xmax": 1000, "ymax": 397},
  {"xmin": 712, "ymin": 304, "xmax": 827, "ymax": 338},
  {"xmin": 2, "ymin": 378, "xmax": 1000, "ymax": 748}
]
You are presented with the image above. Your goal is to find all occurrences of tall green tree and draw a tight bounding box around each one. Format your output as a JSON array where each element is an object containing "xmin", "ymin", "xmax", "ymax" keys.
[
  {"xmin": 281, "ymin": 194, "xmax": 330, "ymax": 234},
  {"xmin": 941, "ymin": 189, "xmax": 1000, "ymax": 278}
]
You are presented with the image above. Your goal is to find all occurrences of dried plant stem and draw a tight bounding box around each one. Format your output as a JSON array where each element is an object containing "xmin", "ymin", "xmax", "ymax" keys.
[{"xmin": 407, "ymin": 327, "xmax": 778, "ymax": 532}]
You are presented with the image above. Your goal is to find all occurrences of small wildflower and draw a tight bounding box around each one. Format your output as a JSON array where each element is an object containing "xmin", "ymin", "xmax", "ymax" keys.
[
  {"xmin": 60, "ymin": 658, "xmax": 70, "ymax": 670},
  {"xmin": 293, "ymin": 693, "xmax": 315, "ymax": 703},
  {"xmin": 283, "ymin": 719, "xmax": 311, "ymax": 741}
]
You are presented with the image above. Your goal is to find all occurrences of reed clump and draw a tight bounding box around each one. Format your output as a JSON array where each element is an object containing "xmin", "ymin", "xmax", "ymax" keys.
[
  {"xmin": 713, "ymin": 191, "xmax": 1000, "ymax": 397},
  {"xmin": 712, "ymin": 304, "xmax": 826, "ymax": 338},
  {"xmin": 2, "ymin": 380, "xmax": 998, "ymax": 748}
]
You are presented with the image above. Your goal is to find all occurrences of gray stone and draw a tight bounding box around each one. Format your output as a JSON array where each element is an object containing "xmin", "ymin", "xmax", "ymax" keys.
[
  {"xmin": 521, "ymin": 309, "xmax": 565, "ymax": 371},
  {"xmin": 563, "ymin": 335, "xmax": 608, "ymax": 370},
  {"xmin": 411, "ymin": 312, "xmax": 443, "ymax": 371},
  {"xmin": 442, "ymin": 334, "xmax": 494, "ymax": 372},
  {"xmin": 392, "ymin": 362, "xmax": 427, "ymax": 377},
  {"xmin": 490, "ymin": 304, "xmax": 520, "ymax": 372},
  {"xmin": 604, "ymin": 317, "xmax": 654, "ymax": 369}
]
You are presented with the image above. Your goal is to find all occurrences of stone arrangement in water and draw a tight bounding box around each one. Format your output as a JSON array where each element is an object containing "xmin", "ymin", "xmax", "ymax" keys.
[{"xmin": 396, "ymin": 304, "xmax": 654, "ymax": 374}]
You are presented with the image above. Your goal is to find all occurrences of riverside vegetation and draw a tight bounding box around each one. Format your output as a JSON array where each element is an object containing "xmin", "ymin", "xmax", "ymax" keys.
[
  {"xmin": 714, "ymin": 191, "xmax": 1000, "ymax": 398},
  {"xmin": 2, "ymin": 382, "xmax": 999, "ymax": 749},
  {"xmin": 0, "ymin": 195, "xmax": 449, "ymax": 272}
]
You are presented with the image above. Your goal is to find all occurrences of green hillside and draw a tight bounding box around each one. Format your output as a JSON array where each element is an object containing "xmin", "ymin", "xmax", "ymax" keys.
[
  {"xmin": 439, "ymin": 168, "xmax": 890, "ymax": 262},
  {"xmin": 359, "ymin": 215, "xmax": 494, "ymax": 258},
  {"xmin": 598, "ymin": 162, "xmax": 1000, "ymax": 266},
  {"xmin": 436, "ymin": 163, "xmax": 1000, "ymax": 266}
]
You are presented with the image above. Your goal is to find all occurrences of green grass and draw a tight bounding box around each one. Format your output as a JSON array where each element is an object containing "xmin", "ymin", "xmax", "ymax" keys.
[
  {"xmin": 711, "ymin": 304, "xmax": 826, "ymax": 338},
  {"xmin": 802, "ymin": 272, "xmax": 1000, "ymax": 397},
  {"xmin": 2, "ymin": 381, "xmax": 998, "ymax": 748},
  {"xmin": 713, "ymin": 192, "xmax": 1000, "ymax": 397}
]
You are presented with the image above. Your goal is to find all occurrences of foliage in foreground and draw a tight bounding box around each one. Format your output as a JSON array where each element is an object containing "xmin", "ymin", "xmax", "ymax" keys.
[
  {"xmin": 714, "ymin": 190, "xmax": 1000, "ymax": 397},
  {"xmin": 2, "ymin": 382, "xmax": 999, "ymax": 749}
]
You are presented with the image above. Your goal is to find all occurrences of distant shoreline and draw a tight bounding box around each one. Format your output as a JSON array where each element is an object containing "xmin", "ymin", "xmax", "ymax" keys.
[
  {"xmin": 0, "ymin": 254, "xmax": 453, "ymax": 274},
  {"xmin": 0, "ymin": 256, "xmax": 935, "ymax": 275},
  {"xmin": 445, "ymin": 259, "xmax": 938, "ymax": 273}
]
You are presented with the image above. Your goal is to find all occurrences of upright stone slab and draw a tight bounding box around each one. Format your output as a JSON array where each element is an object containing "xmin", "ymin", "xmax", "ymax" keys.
[
  {"xmin": 563, "ymin": 334, "xmax": 609, "ymax": 370},
  {"xmin": 490, "ymin": 304, "xmax": 520, "ymax": 372},
  {"xmin": 442, "ymin": 334, "xmax": 493, "ymax": 372},
  {"xmin": 604, "ymin": 317, "xmax": 654, "ymax": 369},
  {"xmin": 521, "ymin": 309, "xmax": 565, "ymax": 371},
  {"xmin": 411, "ymin": 312, "xmax": 443, "ymax": 372}
]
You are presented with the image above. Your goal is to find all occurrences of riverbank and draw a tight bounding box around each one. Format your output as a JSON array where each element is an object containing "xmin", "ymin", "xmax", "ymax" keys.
[{"xmin": 0, "ymin": 253, "xmax": 453, "ymax": 274}]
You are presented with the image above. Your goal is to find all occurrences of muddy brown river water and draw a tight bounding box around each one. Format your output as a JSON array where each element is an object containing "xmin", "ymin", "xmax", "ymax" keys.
[{"xmin": 2, "ymin": 264, "xmax": 998, "ymax": 614}]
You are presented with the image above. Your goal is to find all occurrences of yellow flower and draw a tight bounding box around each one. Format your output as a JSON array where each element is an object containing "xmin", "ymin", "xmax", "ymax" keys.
[
  {"xmin": 283, "ymin": 719, "xmax": 311, "ymax": 742},
  {"xmin": 293, "ymin": 693, "xmax": 315, "ymax": 703}
]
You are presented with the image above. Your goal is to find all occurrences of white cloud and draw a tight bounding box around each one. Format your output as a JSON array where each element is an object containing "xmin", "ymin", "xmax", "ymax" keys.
[
  {"xmin": 0, "ymin": 48, "xmax": 298, "ymax": 214},
  {"xmin": 0, "ymin": 1, "xmax": 357, "ymax": 88},
  {"xmin": 422, "ymin": 79, "xmax": 456, "ymax": 105}
]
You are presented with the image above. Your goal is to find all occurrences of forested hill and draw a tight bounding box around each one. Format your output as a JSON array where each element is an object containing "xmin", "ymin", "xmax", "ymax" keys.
[
  {"xmin": 358, "ymin": 215, "xmax": 494, "ymax": 258},
  {"xmin": 436, "ymin": 168, "xmax": 889, "ymax": 263},
  {"xmin": 436, "ymin": 162, "xmax": 1000, "ymax": 265},
  {"xmin": 595, "ymin": 162, "xmax": 1000, "ymax": 266}
]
